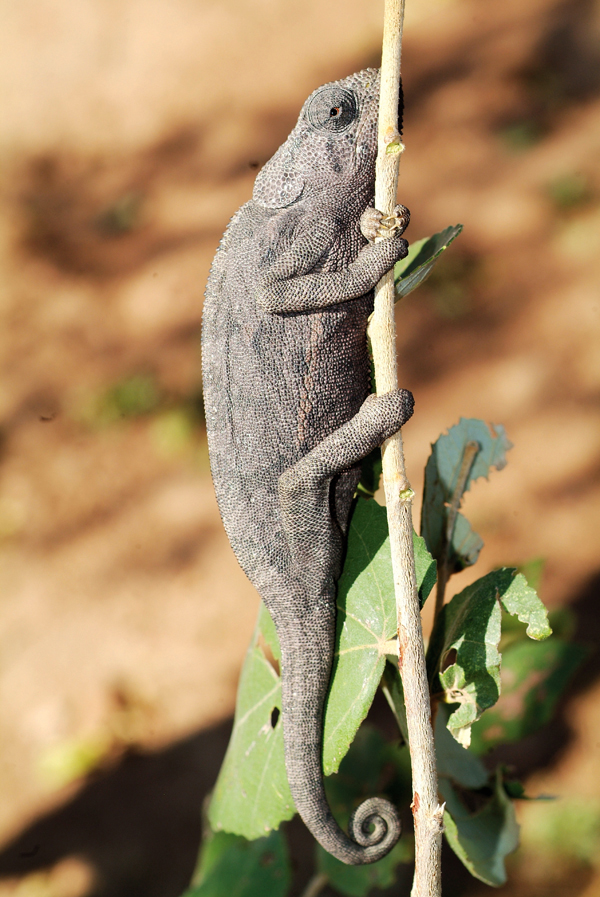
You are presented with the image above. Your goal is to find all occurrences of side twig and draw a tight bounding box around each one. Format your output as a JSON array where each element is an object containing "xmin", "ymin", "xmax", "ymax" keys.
[{"xmin": 367, "ymin": 2, "xmax": 444, "ymax": 895}]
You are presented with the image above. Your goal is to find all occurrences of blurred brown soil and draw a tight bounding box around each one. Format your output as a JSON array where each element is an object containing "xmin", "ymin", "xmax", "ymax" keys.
[{"xmin": 0, "ymin": 0, "xmax": 599, "ymax": 894}]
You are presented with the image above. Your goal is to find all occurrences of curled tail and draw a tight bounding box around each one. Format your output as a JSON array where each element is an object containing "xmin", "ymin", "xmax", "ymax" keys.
[{"xmin": 277, "ymin": 613, "xmax": 401, "ymax": 865}]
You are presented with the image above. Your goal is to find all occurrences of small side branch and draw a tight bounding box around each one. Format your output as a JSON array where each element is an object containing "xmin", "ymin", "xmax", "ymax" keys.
[{"xmin": 368, "ymin": 2, "xmax": 444, "ymax": 895}]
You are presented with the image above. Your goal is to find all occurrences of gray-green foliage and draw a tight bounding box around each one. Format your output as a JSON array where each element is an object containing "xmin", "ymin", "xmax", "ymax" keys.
[
  {"xmin": 435, "ymin": 703, "xmax": 518, "ymax": 886},
  {"xmin": 323, "ymin": 503, "xmax": 435, "ymax": 775},
  {"xmin": 435, "ymin": 703, "xmax": 488, "ymax": 790},
  {"xmin": 441, "ymin": 769, "xmax": 520, "ymax": 887},
  {"xmin": 427, "ymin": 568, "xmax": 552, "ymax": 746},
  {"xmin": 205, "ymin": 416, "xmax": 579, "ymax": 894},
  {"xmin": 419, "ymin": 421, "xmax": 580, "ymax": 885},
  {"xmin": 394, "ymin": 225, "xmax": 463, "ymax": 299},
  {"xmin": 470, "ymin": 618, "xmax": 586, "ymax": 754},
  {"xmin": 434, "ymin": 703, "xmax": 519, "ymax": 887},
  {"xmin": 421, "ymin": 417, "xmax": 512, "ymax": 574}
]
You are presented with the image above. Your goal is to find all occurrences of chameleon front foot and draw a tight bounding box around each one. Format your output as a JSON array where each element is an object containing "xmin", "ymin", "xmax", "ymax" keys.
[{"xmin": 360, "ymin": 203, "xmax": 410, "ymax": 242}]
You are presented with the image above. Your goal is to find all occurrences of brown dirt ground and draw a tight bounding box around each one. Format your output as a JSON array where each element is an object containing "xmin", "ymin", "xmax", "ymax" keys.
[{"xmin": 0, "ymin": 0, "xmax": 599, "ymax": 894}]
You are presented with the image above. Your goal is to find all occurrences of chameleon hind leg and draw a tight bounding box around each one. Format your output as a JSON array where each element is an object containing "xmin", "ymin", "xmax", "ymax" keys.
[
  {"xmin": 273, "ymin": 388, "xmax": 414, "ymax": 865},
  {"xmin": 278, "ymin": 389, "xmax": 414, "ymax": 584}
]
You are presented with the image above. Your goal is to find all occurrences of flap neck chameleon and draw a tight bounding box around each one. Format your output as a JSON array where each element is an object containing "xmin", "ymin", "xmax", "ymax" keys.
[{"xmin": 202, "ymin": 68, "xmax": 414, "ymax": 865}]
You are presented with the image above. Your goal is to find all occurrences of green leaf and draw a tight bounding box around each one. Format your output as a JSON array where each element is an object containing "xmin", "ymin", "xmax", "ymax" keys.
[
  {"xmin": 435, "ymin": 703, "xmax": 488, "ymax": 790},
  {"xmin": 183, "ymin": 830, "xmax": 291, "ymax": 897},
  {"xmin": 208, "ymin": 604, "xmax": 294, "ymax": 839},
  {"xmin": 503, "ymin": 779, "xmax": 528, "ymax": 800},
  {"xmin": 470, "ymin": 637, "xmax": 586, "ymax": 753},
  {"xmin": 317, "ymin": 727, "xmax": 413, "ymax": 897},
  {"xmin": 323, "ymin": 499, "xmax": 436, "ymax": 774},
  {"xmin": 498, "ymin": 574, "xmax": 552, "ymax": 640},
  {"xmin": 441, "ymin": 768, "xmax": 520, "ymax": 886},
  {"xmin": 427, "ymin": 569, "xmax": 551, "ymax": 746},
  {"xmin": 394, "ymin": 225, "xmax": 463, "ymax": 299},
  {"xmin": 421, "ymin": 418, "xmax": 512, "ymax": 573}
]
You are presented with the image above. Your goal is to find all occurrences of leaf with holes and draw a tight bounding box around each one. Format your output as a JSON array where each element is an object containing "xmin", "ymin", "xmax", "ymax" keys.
[
  {"xmin": 427, "ymin": 568, "xmax": 551, "ymax": 746},
  {"xmin": 208, "ymin": 603, "xmax": 294, "ymax": 839},
  {"xmin": 421, "ymin": 418, "xmax": 512, "ymax": 574},
  {"xmin": 184, "ymin": 829, "xmax": 291, "ymax": 897},
  {"xmin": 394, "ymin": 225, "xmax": 463, "ymax": 299}
]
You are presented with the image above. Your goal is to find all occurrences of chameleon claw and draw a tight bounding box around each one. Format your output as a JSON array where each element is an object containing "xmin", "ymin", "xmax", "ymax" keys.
[
  {"xmin": 363, "ymin": 204, "xmax": 410, "ymax": 241},
  {"xmin": 360, "ymin": 206, "xmax": 384, "ymax": 243},
  {"xmin": 377, "ymin": 204, "xmax": 410, "ymax": 238}
]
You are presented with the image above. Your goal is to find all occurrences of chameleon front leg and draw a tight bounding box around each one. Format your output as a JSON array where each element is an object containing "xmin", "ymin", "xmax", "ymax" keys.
[
  {"xmin": 273, "ymin": 389, "xmax": 414, "ymax": 865},
  {"xmin": 256, "ymin": 206, "xmax": 410, "ymax": 314}
]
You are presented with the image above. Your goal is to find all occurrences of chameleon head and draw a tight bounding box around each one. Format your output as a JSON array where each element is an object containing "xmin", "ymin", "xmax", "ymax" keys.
[{"xmin": 253, "ymin": 69, "xmax": 403, "ymax": 209}]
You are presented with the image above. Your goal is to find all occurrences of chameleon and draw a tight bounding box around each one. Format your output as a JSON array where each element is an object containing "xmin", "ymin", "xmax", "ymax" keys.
[{"xmin": 202, "ymin": 68, "xmax": 414, "ymax": 865}]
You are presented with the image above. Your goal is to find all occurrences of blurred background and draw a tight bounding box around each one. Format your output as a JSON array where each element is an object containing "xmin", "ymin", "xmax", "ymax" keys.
[{"xmin": 0, "ymin": 0, "xmax": 599, "ymax": 894}]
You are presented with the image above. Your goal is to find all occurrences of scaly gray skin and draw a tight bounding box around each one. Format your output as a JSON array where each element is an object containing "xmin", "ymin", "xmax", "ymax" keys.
[{"xmin": 202, "ymin": 68, "xmax": 414, "ymax": 864}]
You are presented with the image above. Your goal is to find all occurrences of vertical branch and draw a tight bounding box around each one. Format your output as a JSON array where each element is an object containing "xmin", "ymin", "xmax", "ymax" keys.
[{"xmin": 368, "ymin": 2, "xmax": 444, "ymax": 895}]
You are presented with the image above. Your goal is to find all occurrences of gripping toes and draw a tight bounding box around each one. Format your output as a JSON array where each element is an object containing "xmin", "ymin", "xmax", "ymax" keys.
[
  {"xmin": 388, "ymin": 204, "xmax": 410, "ymax": 236},
  {"xmin": 360, "ymin": 207, "xmax": 384, "ymax": 243},
  {"xmin": 361, "ymin": 389, "xmax": 415, "ymax": 442},
  {"xmin": 360, "ymin": 204, "xmax": 410, "ymax": 242}
]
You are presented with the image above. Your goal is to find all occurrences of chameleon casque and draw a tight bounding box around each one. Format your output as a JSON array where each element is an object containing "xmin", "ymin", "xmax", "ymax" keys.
[{"xmin": 202, "ymin": 68, "xmax": 414, "ymax": 865}]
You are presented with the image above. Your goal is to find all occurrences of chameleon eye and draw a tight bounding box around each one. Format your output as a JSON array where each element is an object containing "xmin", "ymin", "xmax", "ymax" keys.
[{"xmin": 307, "ymin": 87, "xmax": 358, "ymax": 132}]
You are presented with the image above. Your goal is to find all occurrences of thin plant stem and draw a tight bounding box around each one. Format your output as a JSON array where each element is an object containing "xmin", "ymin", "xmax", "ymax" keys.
[{"xmin": 368, "ymin": 1, "xmax": 444, "ymax": 895}]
